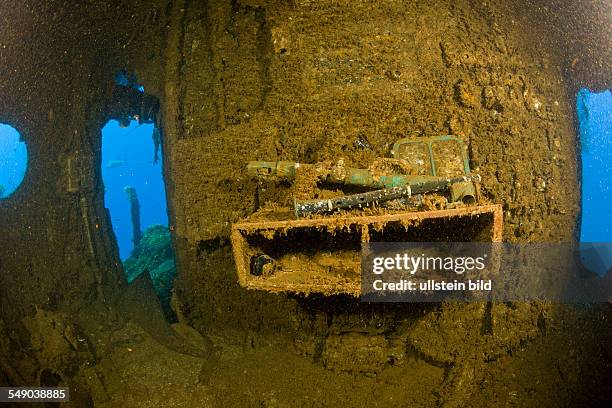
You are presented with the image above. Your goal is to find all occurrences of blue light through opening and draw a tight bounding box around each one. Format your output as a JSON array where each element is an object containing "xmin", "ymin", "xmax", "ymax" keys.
[
  {"xmin": 101, "ymin": 119, "xmax": 168, "ymax": 260},
  {"xmin": 577, "ymin": 88, "xmax": 612, "ymax": 276},
  {"xmin": 0, "ymin": 123, "xmax": 28, "ymax": 199}
]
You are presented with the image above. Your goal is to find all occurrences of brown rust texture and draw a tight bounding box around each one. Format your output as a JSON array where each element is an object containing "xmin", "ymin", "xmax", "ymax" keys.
[
  {"xmin": 0, "ymin": 0, "xmax": 609, "ymax": 406},
  {"xmin": 172, "ymin": 0, "xmax": 580, "ymax": 244},
  {"xmin": 0, "ymin": 0, "xmax": 169, "ymax": 325},
  {"xmin": 173, "ymin": 0, "xmax": 576, "ymax": 330},
  {"xmin": 163, "ymin": 0, "xmax": 610, "ymax": 405},
  {"xmin": 231, "ymin": 205, "xmax": 502, "ymax": 296}
]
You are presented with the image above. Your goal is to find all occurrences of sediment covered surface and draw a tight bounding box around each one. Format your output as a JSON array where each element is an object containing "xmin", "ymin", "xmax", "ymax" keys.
[{"xmin": 0, "ymin": 0, "xmax": 610, "ymax": 406}]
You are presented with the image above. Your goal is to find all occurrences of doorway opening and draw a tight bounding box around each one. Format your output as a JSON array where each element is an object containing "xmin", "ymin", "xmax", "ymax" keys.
[
  {"xmin": 576, "ymin": 88, "xmax": 612, "ymax": 276},
  {"xmin": 102, "ymin": 77, "xmax": 175, "ymax": 318}
]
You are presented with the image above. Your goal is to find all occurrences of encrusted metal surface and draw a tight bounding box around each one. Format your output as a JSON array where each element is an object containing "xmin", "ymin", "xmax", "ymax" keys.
[{"xmin": 231, "ymin": 204, "xmax": 502, "ymax": 295}]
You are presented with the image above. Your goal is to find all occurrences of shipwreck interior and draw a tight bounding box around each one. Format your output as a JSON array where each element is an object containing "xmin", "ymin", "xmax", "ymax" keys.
[{"xmin": 0, "ymin": 0, "xmax": 610, "ymax": 407}]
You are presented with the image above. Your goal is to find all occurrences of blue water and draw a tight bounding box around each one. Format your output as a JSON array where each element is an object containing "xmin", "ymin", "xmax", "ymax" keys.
[
  {"xmin": 101, "ymin": 120, "xmax": 168, "ymax": 260},
  {"xmin": 0, "ymin": 124, "xmax": 28, "ymax": 199},
  {"xmin": 577, "ymin": 88, "xmax": 612, "ymax": 276}
]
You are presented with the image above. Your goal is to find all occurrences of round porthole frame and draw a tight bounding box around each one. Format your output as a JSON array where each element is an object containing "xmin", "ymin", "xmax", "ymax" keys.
[{"xmin": 0, "ymin": 122, "xmax": 29, "ymax": 200}]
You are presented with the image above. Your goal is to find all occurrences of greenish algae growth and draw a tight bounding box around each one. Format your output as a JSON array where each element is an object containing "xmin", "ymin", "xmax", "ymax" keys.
[{"xmin": 124, "ymin": 224, "xmax": 176, "ymax": 318}]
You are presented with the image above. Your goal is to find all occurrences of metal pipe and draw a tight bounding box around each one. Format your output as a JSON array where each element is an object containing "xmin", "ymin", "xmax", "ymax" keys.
[{"xmin": 294, "ymin": 174, "xmax": 481, "ymax": 217}]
